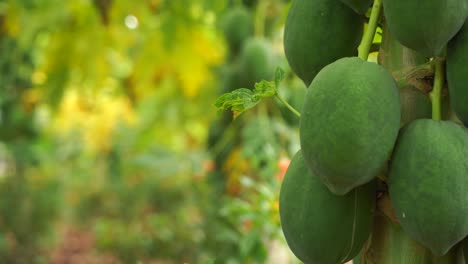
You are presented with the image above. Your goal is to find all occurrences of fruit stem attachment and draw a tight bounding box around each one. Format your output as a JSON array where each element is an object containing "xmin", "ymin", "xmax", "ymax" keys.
[
  {"xmin": 358, "ymin": 0, "xmax": 382, "ymax": 61},
  {"xmin": 275, "ymin": 94, "xmax": 301, "ymax": 118},
  {"xmin": 395, "ymin": 62, "xmax": 434, "ymax": 87},
  {"xmin": 429, "ymin": 58, "xmax": 445, "ymax": 121}
]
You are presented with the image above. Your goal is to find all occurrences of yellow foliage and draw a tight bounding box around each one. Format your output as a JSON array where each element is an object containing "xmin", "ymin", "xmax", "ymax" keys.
[
  {"xmin": 132, "ymin": 26, "xmax": 224, "ymax": 99},
  {"xmin": 32, "ymin": 71, "xmax": 47, "ymax": 85},
  {"xmin": 32, "ymin": 0, "xmax": 225, "ymax": 152},
  {"xmin": 22, "ymin": 88, "xmax": 41, "ymax": 112},
  {"xmin": 53, "ymin": 88, "xmax": 136, "ymax": 153},
  {"xmin": 172, "ymin": 27, "xmax": 224, "ymax": 98},
  {"xmin": 3, "ymin": 3, "xmax": 20, "ymax": 37}
]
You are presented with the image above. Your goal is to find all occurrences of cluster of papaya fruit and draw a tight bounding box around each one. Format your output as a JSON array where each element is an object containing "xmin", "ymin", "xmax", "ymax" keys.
[
  {"xmin": 219, "ymin": 3, "xmax": 276, "ymax": 90},
  {"xmin": 279, "ymin": 0, "xmax": 468, "ymax": 263}
]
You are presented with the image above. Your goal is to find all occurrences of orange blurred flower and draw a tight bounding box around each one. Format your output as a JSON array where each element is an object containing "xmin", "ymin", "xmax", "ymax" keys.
[{"xmin": 275, "ymin": 157, "xmax": 290, "ymax": 181}]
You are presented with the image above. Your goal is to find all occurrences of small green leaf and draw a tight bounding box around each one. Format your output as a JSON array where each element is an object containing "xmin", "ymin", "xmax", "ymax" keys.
[
  {"xmin": 215, "ymin": 88, "xmax": 262, "ymax": 118},
  {"xmin": 254, "ymin": 80, "xmax": 276, "ymax": 97},
  {"xmin": 214, "ymin": 68, "xmax": 285, "ymax": 118},
  {"xmin": 274, "ymin": 67, "xmax": 285, "ymax": 87}
]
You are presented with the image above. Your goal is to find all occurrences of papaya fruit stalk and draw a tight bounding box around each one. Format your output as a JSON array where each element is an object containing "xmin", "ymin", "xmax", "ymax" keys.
[
  {"xmin": 358, "ymin": 0, "xmax": 382, "ymax": 60},
  {"xmin": 429, "ymin": 58, "xmax": 445, "ymax": 121}
]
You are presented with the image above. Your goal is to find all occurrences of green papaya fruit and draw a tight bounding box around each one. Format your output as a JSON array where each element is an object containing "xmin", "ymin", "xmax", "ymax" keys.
[
  {"xmin": 279, "ymin": 151, "xmax": 375, "ymax": 264},
  {"xmin": 399, "ymin": 86, "xmax": 432, "ymax": 127},
  {"xmin": 220, "ymin": 64, "xmax": 243, "ymax": 94},
  {"xmin": 300, "ymin": 57, "xmax": 400, "ymax": 195},
  {"xmin": 382, "ymin": 0, "xmax": 467, "ymax": 56},
  {"xmin": 220, "ymin": 7, "xmax": 253, "ymax": 55},
  {"xmin": 340, "ymin": 0, "xmax": 372, "ymax": 14},
  {"xmin": 447, "ymin": 21, "xmax": 468, "ymax": 127},
  {"xmin": 389, "ymin": 119, "xmax": 468, "ymax": 256},
  {"xmin": 364, "ymin": 213, "xmax": 462, "ymax": 263},
  {"xmin": 238, "ymin": 38, "xmax": 275, "ymax": 88},
  {"xmin": 464, "ymin": 238, "xmax": 468, "ymax": 263},
  {"xmin": 284, "ymin": 0, "xmax": 363, "ymax": 86}
]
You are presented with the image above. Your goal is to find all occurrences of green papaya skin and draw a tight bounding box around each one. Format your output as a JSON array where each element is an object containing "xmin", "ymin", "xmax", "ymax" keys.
[
  {"xmin": 340, "ymin": 0, "xmax": 372, "ymax": 14},
  {"xmin": 399, "ymin": 86, "xmax": 432, "ymax": 127},
  {"xmin": 279, "ymin": 151, "xmax": 375, "ymax": 264},
  {"xmin": 447, "ymin": 21, "xmax": 468, "ymax": 127},
  {"xmin": 382, "ymin": 0, "xmax": 467, "ymax": 56},
  {"xmin": 464, "ymin": 238, "xmax": 468, "ymax": 263},
  {"xmin": 220, "ymin": 7, "xmax": 253, "ymax": 55},
  {"xmin": 300, "ymin": 57, "xmax": 400, "ymax": 195},
  {"xmin": 238, "ymin": 38, "xmax": 275, "ymax": 88},
  {"xmin": 220, "ymin": 64, "xmax": 243, "ymax": 94},
  {"xmin": 389, "ymin": 119, "xmax": 468, "ymax": 256},
  {"xmin": 284, "ymin": 0, "xmax": 363, "ymax": 86}
]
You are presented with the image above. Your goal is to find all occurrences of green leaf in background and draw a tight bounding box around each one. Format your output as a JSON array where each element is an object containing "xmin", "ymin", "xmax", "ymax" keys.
[
  {"xmin": 215, "ymin": 88, "xmax": 261, "ymax": 118},
  {"xmin": 254, "ymin": 80, "xmax": 276, "ymax": 97},
  {"xmin": 274, "ymin": 67, "xmax": 286, "ymax": 87},
  {"xmin": 214, "ymin": 81, "xmax": 277, "ymax": 118},
  {"xmin": 215, "ymin": 68, "xmax": 286, "ymax": 118}
]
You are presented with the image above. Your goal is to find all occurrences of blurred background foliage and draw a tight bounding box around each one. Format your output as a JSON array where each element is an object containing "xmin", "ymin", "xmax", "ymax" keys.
[{"xmin": 0, "ymin": 0, "xmax": 305, "ymax": 263}]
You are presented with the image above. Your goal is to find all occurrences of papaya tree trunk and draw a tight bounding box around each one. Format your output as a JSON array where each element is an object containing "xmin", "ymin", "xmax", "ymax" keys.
[{"xmin": 357, "ymin": 19, "xmax": 465, "ymax": 264}]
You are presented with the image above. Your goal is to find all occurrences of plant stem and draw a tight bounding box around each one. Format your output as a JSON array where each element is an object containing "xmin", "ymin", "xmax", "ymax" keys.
[
  {"xmin": 358, "ymin": 0, "xmax": 382, "ymax": 61},
  {"xmin": 429, "ymin": 58, "xmax": 445, "ymax": 121},
  {"xmin": 254, "ymin": 0, "xmax": 267, "ymax": 37},
  {"xmin": 275, "ymin": 94, "xmax": 301, "ymax": 118},
  {"xmin": 210, "ymin": 120, "xmax": 237, "ymax": 156}
]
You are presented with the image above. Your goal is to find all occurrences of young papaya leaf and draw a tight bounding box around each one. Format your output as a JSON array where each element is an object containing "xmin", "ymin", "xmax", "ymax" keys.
[
  {"xmin": 274, "ymin": 67, "xmax": 286, "ymax": 87},
  {"xmin": 215, "ymin": 67, "xmax": 286, "ymax": 118},
  {"xmin": 215, "ymin": 88, "xmax": 261, "ymax": 118},
  {"xmin": 253, "ymin": 80, "xmax": 276, "ymax": 98}
]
